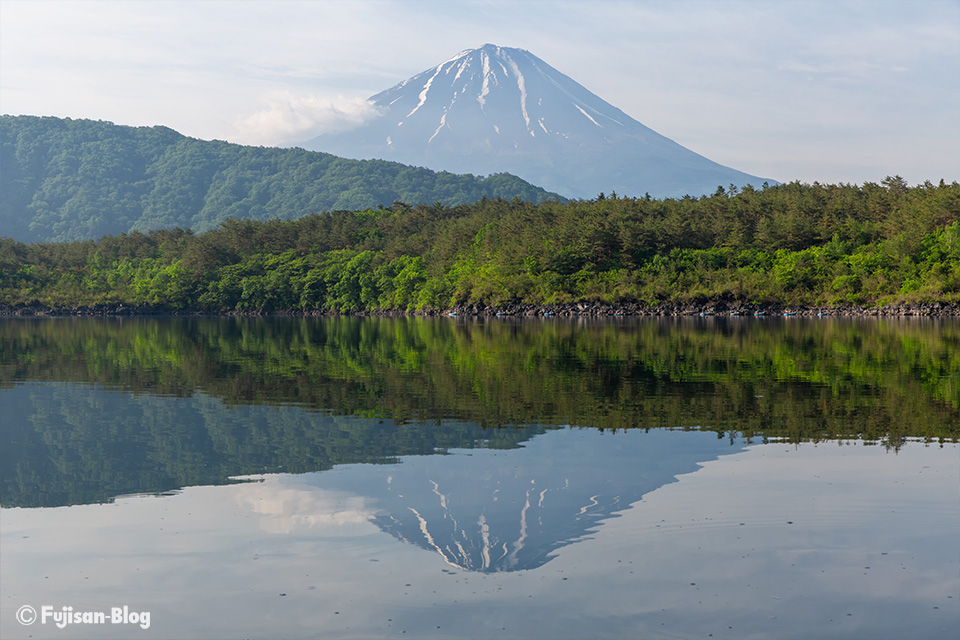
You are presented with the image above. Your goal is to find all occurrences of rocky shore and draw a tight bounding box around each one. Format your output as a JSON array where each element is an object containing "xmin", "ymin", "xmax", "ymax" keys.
[
  {"xmin": 3, "ymin": 300, "xmax": 959, "ymax": 318},
  {"xmin": 429, "ymin": 300, "xmax": 960, "ymax": 318}
]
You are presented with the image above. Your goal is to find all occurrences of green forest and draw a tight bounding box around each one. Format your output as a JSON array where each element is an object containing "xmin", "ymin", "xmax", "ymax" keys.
[
  {"xmin": 1, "ymin": 177, "xmax": 958, "ymax": 311},
  {"xmin": 0, "ymin": 115, "xmax": 560, "ymax": 243}
]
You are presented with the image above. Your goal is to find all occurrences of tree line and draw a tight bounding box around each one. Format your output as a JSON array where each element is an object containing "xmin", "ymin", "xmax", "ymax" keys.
[{"xmin": 1, "ymin": 178, "xmax": 958, "ymax": 310}]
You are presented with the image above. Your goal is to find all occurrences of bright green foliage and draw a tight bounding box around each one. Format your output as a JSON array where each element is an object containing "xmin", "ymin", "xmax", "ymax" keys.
[{"xmin": 1, "ymin": 176, "xmax": 958, "ymax": 311}]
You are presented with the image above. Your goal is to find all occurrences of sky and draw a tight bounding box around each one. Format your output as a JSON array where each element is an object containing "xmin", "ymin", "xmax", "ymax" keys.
[{"xmin": 1, "ymin": 0, "xmax": 958, "ymax": 186}]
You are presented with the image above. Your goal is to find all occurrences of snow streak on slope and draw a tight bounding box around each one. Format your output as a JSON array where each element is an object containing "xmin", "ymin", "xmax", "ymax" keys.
[
  {"xmin": 407, "ymin": 65, "xmax": 443, "ymax": 118},
  {"xmin": 506, "ymin": 55, "xmax": 533, "ymax": 135},
  {"xmin": 575, "ymin": 105, "xmax": 601, "ymax": 128}
]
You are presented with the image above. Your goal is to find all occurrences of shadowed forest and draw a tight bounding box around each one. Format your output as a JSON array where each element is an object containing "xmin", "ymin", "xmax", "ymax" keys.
[{"xmin": 0, "ymin": 115, "xmax": 560, "ymax": 243}]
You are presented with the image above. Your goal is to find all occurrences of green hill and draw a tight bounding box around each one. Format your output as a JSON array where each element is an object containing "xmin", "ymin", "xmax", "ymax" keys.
[{"xmin": 0, "ymin": 115, "xmax": 562, "ymax": 243}]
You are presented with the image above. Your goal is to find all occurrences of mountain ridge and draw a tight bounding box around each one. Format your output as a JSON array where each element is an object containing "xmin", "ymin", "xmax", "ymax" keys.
[
  {"xmin": 0, "ymin": 114, "xmax": 561, "ymax": 243},
  {"xmin": 305, "ymin": 44, "xmax": 777, "ymax": 199}
]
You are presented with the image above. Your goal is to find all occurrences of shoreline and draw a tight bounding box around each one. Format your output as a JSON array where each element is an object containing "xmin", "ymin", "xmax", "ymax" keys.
[{"xmin": 3, "ymin": 300, "xmax": 959, "ymax": 318}]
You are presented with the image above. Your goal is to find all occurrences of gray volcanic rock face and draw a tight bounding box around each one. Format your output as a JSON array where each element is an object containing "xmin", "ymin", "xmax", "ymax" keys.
[{"xmin": 305, "ymin": 44, "xmax": 775, "ymax": 199}]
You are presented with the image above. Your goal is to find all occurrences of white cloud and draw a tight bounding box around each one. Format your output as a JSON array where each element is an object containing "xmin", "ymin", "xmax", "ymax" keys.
[
  {"xmin": 231, "ymin": 92, "xmax": 385, "ymax": 147},
  {"xmin": 233, "ymin": 474, "xmax": 378, "ymax": 534}
]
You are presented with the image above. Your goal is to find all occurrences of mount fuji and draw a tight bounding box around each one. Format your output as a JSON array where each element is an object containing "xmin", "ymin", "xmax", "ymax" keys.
[{"xmin": 304, "ymin": 44, "xmax": 775, "ymax": 200}]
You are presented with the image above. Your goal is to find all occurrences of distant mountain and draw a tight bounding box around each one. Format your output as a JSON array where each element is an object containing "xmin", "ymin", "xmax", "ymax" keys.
[
  {"xmin": 0, "ymin": 115, "xmax": 561, "ymax": 243},
  {"xmin": 305, "ymin": 44, "xmax": 776, "ymax": 199}
]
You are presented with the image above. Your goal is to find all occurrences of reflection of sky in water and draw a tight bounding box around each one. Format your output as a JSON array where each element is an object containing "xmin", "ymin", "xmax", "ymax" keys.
[
  {"xmin": 234, "ymin": 482, "xmax": 376, "ymax": 534},
  {"xmin": 2, "ymin": 431, "xmax": 957, "ymax": 639}
]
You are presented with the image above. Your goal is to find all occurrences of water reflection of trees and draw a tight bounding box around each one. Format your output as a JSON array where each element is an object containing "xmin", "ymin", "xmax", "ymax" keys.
[
  {"xmin": 2, "ymin": 317, "xmax": 956, "ymax": 508},
  {"xmin": 3, "ymin": 316, "xmax": 957, "ymax": 438}
]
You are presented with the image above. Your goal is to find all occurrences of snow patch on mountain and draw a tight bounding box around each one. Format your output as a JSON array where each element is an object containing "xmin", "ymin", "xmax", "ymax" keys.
[
  {"xmin": 575, "ymin": 105, "xmax": 601, "ymax": 128},
  {"xmin": 407, "ymin": 65, "xmax": 442, "ymax": 118},
  {"xmin": 507, "ymin": 55, "xmax": 532, "ymax": 133}
]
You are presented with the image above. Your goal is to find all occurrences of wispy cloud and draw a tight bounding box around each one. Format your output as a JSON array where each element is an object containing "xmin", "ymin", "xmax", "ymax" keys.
[
  {"xmin": 231, "ymin": 92, "xmax": 384, "ymax": 147},
  {"xmin": 234, "ymin": 475, "xmax": 377, "ymax": 535}
]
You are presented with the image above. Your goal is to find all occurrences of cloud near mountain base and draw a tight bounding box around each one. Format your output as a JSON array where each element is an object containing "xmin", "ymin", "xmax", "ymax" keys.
[{"xmin": 233, "ymin": 91, "xmax": 383, "ymax": 147}]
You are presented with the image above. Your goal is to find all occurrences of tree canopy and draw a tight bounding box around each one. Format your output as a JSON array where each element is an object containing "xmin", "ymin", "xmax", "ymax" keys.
[{"xmin": 2, "ymin": 178, "xmax": 958, "ymax": 310}]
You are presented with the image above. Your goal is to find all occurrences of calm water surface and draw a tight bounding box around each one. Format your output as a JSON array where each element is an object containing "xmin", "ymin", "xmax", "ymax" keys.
[{"xmin": 1, "ymin": 317, "xmax": 958, "ymax": 639}]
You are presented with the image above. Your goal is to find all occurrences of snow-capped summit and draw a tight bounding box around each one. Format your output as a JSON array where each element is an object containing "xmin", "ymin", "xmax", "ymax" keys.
[{"xmin": 304, "ymin": 44, "xmax": 774, "ymax": 199}]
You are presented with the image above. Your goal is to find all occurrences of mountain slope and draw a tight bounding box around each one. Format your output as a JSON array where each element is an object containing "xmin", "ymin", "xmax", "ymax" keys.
[
  {"xmin": 0, "ymin": 115, "xmax": 561, "ymax": 243},
  {"xmin": 305, "ymin": 44, "xmax": 775, "ymax": 199}
]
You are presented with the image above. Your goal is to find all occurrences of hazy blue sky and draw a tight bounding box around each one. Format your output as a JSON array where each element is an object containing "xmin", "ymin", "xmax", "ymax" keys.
[{"xmin": 2, "ymin": 0, "xmax": 957, "ymax": 186}]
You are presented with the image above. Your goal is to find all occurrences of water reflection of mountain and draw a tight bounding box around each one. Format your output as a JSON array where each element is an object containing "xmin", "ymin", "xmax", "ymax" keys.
[
  {"xmin": 1, "ymin": 378, "xmax": 745, "ymax": 573},
  {"xmin": 0, "ymin": 382, "xmax": 543, "ymax": 508},
  {"xmin": 320, "ymin": 429, "xmax": 745, "ymax": 572}
]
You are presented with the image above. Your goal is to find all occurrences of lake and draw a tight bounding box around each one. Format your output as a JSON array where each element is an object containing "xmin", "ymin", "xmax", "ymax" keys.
[{"xmin": 1, "ymin": 316, "xmax": 958, "ymax": 639}]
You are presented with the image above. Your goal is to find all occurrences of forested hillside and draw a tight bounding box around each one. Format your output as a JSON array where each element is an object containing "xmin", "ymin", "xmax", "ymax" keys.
[
  {"xmin": 1, "ymin": 179, "xmax": 957, "ymax": 311},
  {"xmin": 0, "ymin": 115, "xmax": 561, "ymax": 243}
]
